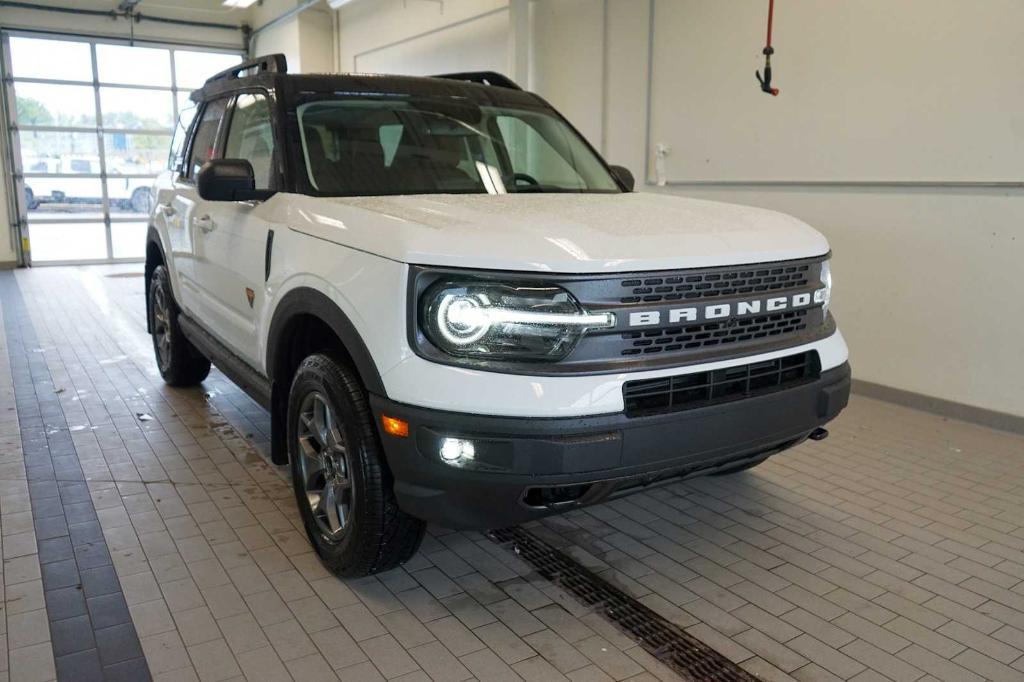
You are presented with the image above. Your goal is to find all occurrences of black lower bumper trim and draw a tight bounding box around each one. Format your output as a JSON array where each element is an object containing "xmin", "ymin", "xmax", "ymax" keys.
[{"xmin": 372, "ymin": 362, "xmax": 850, "ymax": 528}]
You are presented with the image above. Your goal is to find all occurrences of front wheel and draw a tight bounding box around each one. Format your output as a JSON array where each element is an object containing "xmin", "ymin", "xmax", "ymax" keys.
[
  {"xmin": 149, "ymin": 265, "xmax": 211, "ymax": 386},
  {"xmin": 288, "ymin": 354, "xmax": 424, "ymax": 577}
]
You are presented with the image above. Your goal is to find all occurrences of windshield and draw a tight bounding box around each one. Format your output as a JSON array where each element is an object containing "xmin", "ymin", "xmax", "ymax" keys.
[{"xmin": 296, "ymin": 98, "xmax": 620, "ymax": 196}]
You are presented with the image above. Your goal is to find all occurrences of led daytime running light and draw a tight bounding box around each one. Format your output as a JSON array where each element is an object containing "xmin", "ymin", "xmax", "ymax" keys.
[{"xmin": 447, "ymin": 299, "xmax": 613, "ymax": 329}]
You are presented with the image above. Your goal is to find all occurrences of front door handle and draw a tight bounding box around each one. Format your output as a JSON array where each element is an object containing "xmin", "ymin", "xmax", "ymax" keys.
[{"xmin": 195, "ymin": 214, "xmax": 216, "ymax": 233}]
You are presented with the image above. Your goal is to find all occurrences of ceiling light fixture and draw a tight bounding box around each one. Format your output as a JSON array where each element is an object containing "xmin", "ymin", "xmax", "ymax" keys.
[{"xmin": 223, "ymin": 0, "xmax": 259, "ymax": 8}]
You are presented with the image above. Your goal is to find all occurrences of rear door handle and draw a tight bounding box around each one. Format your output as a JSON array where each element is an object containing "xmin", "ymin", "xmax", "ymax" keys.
[
  {"xmin": 195, "ymin": 214, "xmax": 216, "ymax": 233},
  {"xmin": 159, "ymin": 203, "xmax": 175, "ymax": 217}
]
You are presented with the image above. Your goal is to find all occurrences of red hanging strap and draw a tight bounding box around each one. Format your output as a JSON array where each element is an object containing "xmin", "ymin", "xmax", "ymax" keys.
[{"xmin": 756, "ymin": 0, "xmax": 780, "ymax": 96}]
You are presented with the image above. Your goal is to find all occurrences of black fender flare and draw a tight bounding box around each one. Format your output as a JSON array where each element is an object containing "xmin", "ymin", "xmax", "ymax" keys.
[
  {"xmin": 144, "ymin": 226, "xmax": 166, "ymax": 334},
  {"xmin": 265, "ymin": 287, "xmax": 386, "ymax": 396},
  {"xmin": 265, "ymin": 288, "xmax": 386, "ymax": 465}
]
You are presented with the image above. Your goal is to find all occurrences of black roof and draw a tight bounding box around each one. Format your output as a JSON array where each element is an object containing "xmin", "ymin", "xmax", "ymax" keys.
[{"xmin": 191, "ymin": 53, "xmax": 546, "ymax": 109}]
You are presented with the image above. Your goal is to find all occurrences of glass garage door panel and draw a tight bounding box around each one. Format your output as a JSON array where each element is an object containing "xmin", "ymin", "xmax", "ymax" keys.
[
  {"xmin": 108, "ymin": 180, "xmax": 155, "ymax": 218},
  {"xmin": 5, "ymin": 31, "xmax": 242, "ymax": 263},
  {"xmin": 29, "ymin": 222, "xmax": 107, "ymax": 262},
  {"xmin": 174, "ymin": 50, "xmax": 242, "ymax": 89},
  {"xmin": 9, "ymin": 36, "xmax": 92, "ymax": 81},
  {"xmin": 20, "ymin": 132, "xmax": 99, "ymax": 172},
  {"xmin": 100, "ymin": 88, "xmax": 175, "ymax": 130},
  {"xmin": 96, "ymin": 44, "xmax": 172, "ymax": 86},
  {"xmin": 111, "ymin": 222, "xmax": 148, "ymax": 259},
  {"xmin": 24, "ymin": 177, "xmax": 104, "ymax": 220},
  {"xmin": 105, "ymin": 132, "xmax": 172, "ymax": 176},
  {"xmin": 14, "ymin": 82, "xmax": 97, "ymax": 127}
]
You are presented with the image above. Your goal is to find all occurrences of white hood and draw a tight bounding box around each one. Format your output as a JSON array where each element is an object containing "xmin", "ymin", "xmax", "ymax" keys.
[{"xmin": 277, "ymin": 191, "xmax": 829, "ymax": 273}]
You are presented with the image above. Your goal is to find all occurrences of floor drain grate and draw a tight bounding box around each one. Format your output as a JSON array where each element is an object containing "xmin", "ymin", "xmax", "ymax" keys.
[{"xmin": 490, "ymin": 527, "xmax": 758, "ymax": 682}]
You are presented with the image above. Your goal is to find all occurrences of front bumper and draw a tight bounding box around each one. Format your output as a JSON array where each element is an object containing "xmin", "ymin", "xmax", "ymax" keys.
[{"xmin": 371, "ymin": 362, "xmax": 850, "ymax": 529}]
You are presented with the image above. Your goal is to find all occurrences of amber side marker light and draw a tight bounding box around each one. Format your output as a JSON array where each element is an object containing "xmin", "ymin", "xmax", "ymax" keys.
[{"xmin": 381, "ymin": 415, "xmax": 409, "ymax": 438}]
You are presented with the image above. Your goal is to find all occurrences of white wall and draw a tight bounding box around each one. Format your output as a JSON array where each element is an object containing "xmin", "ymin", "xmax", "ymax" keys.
[
  {"xmin": 531, "ymin": 0, "xmax": 605, "ymax": 148},
  {"xmin": 337, "ymin": 0, "xmax": 509, "ymax": 74},
  {"xmin": 298, "ymin": 9, "xmax": 335, "ymax": 74},
  {"xmin": 251, "ymin": 20, "xmax": 301, "ymax": 71},
  {"xmin": 647, "ymin": 0, "xmax": 1024, "ymax": 184},
  {"xmin": 354, "ymin": 9, "xmax": 508, "ymax": 76},
  {"xmin": 249, "ymin": 0, "xmax": 334, "ymax": 74}
]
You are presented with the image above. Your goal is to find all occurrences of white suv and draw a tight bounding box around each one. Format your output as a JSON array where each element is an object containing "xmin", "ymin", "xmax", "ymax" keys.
[{"xmin": 146, "ymin": 55, "xmax": 850, "ymax": 576}]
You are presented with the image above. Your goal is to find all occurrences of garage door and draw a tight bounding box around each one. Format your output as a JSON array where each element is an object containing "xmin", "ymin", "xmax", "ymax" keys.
[{"xmin": 1, "ymin": 32, "xmax": 242, "ymax": 264}]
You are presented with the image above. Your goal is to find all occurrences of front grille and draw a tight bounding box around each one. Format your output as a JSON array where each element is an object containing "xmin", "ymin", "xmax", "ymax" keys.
[
  {"xmin": 410, "ymin": 255, "xmax": 830, "ymax": 376},
  {"xmin": 619, "ymin": 264, "xmax": 811, "ymax": 304},
  {"xmin": 620, "ymin": 309, "xmax": 809, "ymax": 356},
  {"xmin": 622, "ymin": 351, "xmax": 820, "ymax": 416}
]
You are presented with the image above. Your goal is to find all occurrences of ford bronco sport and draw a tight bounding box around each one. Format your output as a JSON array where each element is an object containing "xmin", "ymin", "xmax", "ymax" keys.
[{"xmin": 145, "ymin": 55, "xmax": 850, "ymax": 576}]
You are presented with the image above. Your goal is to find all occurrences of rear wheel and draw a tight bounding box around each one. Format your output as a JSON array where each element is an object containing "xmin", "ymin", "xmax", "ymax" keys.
[
  {"xmin": 288, "ymin": 353, "xmax": 424, "ymax": 576},
  {"xmin": 149, "ymin": 265, "xmax": 211, "ymax": 386}
]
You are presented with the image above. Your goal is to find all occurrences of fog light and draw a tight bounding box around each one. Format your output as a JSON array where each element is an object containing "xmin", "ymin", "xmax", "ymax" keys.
[{"xmin": 439, "ymin": 438, "xmax": 475, "ymax": 465}]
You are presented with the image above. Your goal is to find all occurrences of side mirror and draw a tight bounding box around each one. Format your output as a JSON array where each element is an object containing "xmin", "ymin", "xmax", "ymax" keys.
[
  {"xmin": 197, "ymin": 159, "xmax": 274, "ymax": 201},
  {"xmin": 609, "ymin": 165, "xmax": 635, "ymax": 192}
]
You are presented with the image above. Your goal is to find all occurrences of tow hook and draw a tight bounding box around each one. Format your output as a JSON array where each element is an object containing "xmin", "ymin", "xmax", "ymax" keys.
[{"xmin": 809, "ymin": 427, "xmax": 829, "ymax": 441}]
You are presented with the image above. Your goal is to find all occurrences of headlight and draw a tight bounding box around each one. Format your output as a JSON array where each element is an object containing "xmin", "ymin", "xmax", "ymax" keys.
[
  {"xmin": 421, "ymin": 280, "xmax": 613, "ymax": 361},
  {"xmin": 814, "ymin": 260, "xmax": 832, "ymax": 316}
]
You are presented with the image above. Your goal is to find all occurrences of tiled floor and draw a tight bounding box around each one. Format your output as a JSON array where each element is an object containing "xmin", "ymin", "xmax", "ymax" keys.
[{"xmin": 2, "ymin": 265, "xmax": 1024, "ymax": 682}]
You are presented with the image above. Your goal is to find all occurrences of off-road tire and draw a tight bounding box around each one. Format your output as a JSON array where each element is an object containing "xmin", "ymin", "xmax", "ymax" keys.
[
  {"xmin": 149, "ymin": 265, "xmax": 211, "ymax": 386},
  {"xmin": 288, "ymin": 353, "xmax": 425, "ymax": 576}
]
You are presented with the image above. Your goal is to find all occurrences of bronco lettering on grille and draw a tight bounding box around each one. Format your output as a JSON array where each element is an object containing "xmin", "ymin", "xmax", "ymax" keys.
[{"xmin": 627, "ymin": 291, "xmax": 821, "ymax": 328}]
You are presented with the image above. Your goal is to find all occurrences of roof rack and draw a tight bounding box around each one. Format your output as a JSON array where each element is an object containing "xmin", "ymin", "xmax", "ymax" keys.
[
  {"xmin": 206, "ymin": 53, "xmax": 288, "ymax": 84},
  {"xmin": 432, "ymin": 71, "xmax": 522, "ymax": 90}
]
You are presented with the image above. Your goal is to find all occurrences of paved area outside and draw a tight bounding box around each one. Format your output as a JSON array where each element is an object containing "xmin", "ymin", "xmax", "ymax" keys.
[{"xmin": 2, "ymin": 264, "xmax": 1024, "ymax": 682}]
